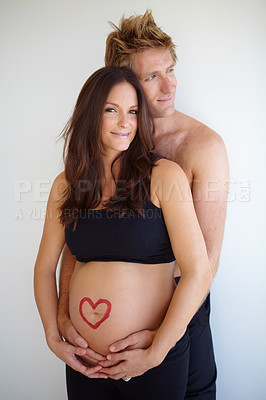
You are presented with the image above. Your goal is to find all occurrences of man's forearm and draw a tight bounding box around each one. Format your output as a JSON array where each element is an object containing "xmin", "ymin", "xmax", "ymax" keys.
[{"xmin": 58, "ymin": 245, "xmax": 76, "ymax": 318}]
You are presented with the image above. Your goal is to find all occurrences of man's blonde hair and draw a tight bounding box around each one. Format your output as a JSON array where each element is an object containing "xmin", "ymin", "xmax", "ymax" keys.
[{"xmin": 105, "ymin": 10, "xmax": 177, "ymax": 68}]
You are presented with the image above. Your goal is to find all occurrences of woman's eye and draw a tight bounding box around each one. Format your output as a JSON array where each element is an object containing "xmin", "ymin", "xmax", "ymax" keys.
[
  {"xmin": 105, "ymin": 107, "xmax": 116, "ymax": 113},
  {"xmin": 129, "ymin": 109, "xmax": 138, "ymax": 115}
]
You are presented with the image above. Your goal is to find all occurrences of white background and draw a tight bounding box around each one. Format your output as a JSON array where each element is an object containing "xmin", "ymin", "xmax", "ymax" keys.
[{"xmin": 1, "ymin": 0, "xmax": 265, "ymax": 399}]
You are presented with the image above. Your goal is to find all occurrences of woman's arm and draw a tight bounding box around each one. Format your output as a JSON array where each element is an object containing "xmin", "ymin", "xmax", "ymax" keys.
[
  {"xmin": 34, "ymin": 174, "xmax": 66, "ymax": 345},
  {"xmin": 34, "ymin": 173, "xmax": 106, "ymax": 378},
  {"xmin": 100, "ymin": 159, "xmax": 212, "ymax": 378},
  {"xmin": 148, "ymin": 159, "xmax": 212, "ymax": 362}
]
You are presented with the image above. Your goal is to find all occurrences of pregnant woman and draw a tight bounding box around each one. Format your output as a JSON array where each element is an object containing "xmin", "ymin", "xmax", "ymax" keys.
[{"xmin": 34, "ymin": 66, "xmax": 212, "ymax": 400}]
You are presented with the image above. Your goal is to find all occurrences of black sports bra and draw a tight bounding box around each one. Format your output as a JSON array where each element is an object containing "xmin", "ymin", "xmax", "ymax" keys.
[{"xmin": 65, "ymin": 194, "xmax": 175, "ymax": 265}]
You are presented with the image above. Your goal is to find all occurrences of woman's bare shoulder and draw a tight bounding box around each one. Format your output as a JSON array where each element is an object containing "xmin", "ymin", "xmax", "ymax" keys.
[
  {"xmin": 52, "ymin": 171, "xmax": 67, "ymax": 187},
  {"xmin": 53, "ymin": 171, "xmax": 67, "ymax": 183},
  {"xmin": 151, "ymin": 159, "xmax": 191, "ymax": 205},
  {"xmin": 49, "ymin": 171, "xmax": 68, "ymax": 206},
  {"xmin": 153, "ymin": 158, "xmax": 188, "ymax": 183}
]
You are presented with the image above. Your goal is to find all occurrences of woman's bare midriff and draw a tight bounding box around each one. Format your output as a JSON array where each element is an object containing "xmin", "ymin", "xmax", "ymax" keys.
[{"xmin": 69, "ymin": 261, "xmax": 176, "ymax": 356}]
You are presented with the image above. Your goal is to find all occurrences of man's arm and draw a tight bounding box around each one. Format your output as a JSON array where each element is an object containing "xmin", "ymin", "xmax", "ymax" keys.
[
  {"xmin": 191, "ymin": 130, "xmax": 229, "ymax": 277},
  {"xmin": 57, "ymin": 245, "xmax": 88, "ymax": 347},
  {"xmin": 58, "ymin": 245, "xmax": 108, "ymax": 365}
]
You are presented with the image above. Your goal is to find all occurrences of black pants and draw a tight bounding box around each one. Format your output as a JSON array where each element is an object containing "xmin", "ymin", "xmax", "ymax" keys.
[
  {"xmin": 176, "ymin": 278, "xmax": 217, "ymax": 400},
  {"xmin": 66, "ymin": 330, "xmax": 190, "ymax": 400},
  {"xmin": 66, "ymin": 278, "xmax": 216, "ymax": 399}
]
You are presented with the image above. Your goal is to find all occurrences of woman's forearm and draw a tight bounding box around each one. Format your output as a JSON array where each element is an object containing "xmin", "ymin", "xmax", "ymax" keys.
[{"xmin": 34, "ymin": 263, "xmax": 61, "ymax": 345}]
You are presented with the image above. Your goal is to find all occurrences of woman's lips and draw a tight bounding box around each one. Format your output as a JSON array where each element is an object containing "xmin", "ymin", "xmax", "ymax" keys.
[{"xmin": 111, "ymin": 132, "xmax": 130, "ymax": 137}]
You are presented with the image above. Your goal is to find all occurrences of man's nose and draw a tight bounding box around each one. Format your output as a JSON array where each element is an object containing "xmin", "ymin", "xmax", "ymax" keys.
[{"xmin": 161, "ymin": 76, "xmax": 176, "ymax": 94}]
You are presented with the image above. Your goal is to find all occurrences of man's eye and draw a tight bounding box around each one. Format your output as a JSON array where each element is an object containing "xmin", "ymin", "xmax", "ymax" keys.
[
  {"xmin": 167, "ymin": 68, "xmax": 175, "ymax": 73},
  {"xmin": 146, "ymin": 74, "xmax": 156, "ymax": 81}
]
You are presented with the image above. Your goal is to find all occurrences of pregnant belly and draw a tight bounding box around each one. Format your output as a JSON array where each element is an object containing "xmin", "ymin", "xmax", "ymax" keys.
[{"xmin": 69, "ymin": 261, "xmax": 175, "ymax": 356}]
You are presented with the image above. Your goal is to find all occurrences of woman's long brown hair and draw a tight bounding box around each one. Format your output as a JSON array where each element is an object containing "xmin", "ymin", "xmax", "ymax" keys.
[{"xmin": 60, "ymin": 67, "xmax": 160, "ymax": 227}]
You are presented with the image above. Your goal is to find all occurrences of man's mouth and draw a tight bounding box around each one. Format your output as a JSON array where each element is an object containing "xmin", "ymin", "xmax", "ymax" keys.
[{"xmin": 157, "ymin": 96, "xmax": 173, "ymax": 103}]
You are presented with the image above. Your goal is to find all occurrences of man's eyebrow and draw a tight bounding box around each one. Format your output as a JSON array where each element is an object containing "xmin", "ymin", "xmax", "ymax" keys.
[
  {"xmin": 139, "ymin": 70, "xmax": 159, "ymax": 80},
  {"xmin": 105, "ymin": 102, "xmax": 138, "ymax": 108},
  {"xmin": 140, "ymin": 63, "xmax": 175, "ymax": 80}
]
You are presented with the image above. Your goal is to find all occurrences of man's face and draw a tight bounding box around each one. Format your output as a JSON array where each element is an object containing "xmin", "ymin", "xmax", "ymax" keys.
[{"xmin": 131, "ymin": 48, "xmax": 177, "ymax": 118}]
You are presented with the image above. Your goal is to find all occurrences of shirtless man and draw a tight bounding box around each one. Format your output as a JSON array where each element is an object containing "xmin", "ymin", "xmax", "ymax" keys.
[{"xmin": 56, "ymin": 10, "xmax": 229, "ymax": 399}]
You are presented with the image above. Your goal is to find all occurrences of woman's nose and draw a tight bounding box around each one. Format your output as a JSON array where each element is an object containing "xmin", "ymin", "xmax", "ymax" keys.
[{"xmin": 119, "ymin": 114, "xmax": 129, "ymax": 128}]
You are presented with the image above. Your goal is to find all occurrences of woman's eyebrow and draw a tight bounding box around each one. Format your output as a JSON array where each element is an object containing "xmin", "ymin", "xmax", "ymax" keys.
[{"xmin": 105, "ymin": 102, "xmax": 138, "ymax": 108}]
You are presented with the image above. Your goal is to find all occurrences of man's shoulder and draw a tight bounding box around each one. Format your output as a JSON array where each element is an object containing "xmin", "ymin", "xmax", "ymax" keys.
[
  {"xmin": 173, "ymin": 112, "xmax": 228, "ymax": 178},
  {"xmin": 173, "ymin": 111, "xmax": 226, "ymax": 157},
  {"xmin": 175, "ymin": 111, "xmax": 222, "ymax": 144}
]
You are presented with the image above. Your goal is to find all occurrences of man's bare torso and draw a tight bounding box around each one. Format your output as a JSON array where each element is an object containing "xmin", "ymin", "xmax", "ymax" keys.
[
  {"xmin": 153, "ymin": 110, "xmax": 218, "ymax": 188},
  {"xmin": 153, "ymin": 110, "xmax": 225, "ymax": 277}
]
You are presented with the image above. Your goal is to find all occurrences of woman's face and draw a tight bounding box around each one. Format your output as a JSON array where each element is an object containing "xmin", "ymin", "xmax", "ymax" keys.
[{"xmin": 101, "ymin": 82, "xmax": 138, "ymax": 156}]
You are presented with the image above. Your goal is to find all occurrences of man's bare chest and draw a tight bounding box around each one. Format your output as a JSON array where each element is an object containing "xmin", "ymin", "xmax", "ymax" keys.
[{"xmin": 154, "ymin": 135, "xmax": 193, "ymax": 187}]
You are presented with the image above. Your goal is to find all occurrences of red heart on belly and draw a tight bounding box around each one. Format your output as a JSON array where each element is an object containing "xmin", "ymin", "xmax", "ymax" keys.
[{"xmin": 79, "ymin": 297, "xmax": 112, "ymax": 329}]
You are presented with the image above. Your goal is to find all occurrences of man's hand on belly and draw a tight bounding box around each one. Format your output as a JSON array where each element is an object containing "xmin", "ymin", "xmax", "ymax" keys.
[
  {"xmin": 47, "ymin": 335, "xmax": 108, "ymax": 379},
  {"xmin": 99, "ymin": 347, "xmax": 158, "ymax": 380},
  {"xmin": 57, "ymin": 312, "xmax": 107, "ymax": 367},
  {"xmin": 58, "ymin": 312, "xmax": 88, "ymax": 348},
  {"xmin": 108, "ymin": 329, "xmax": 156, "ymax": 353},
  {"xmin": 98, "ymin": 330, "xmax": 157, "ymax": 379}
]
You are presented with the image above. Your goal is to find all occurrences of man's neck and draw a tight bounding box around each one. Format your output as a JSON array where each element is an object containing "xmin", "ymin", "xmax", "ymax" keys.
[{"xmin": 153, "ymin": 110, "xmax": 183, "ymax": 137}]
